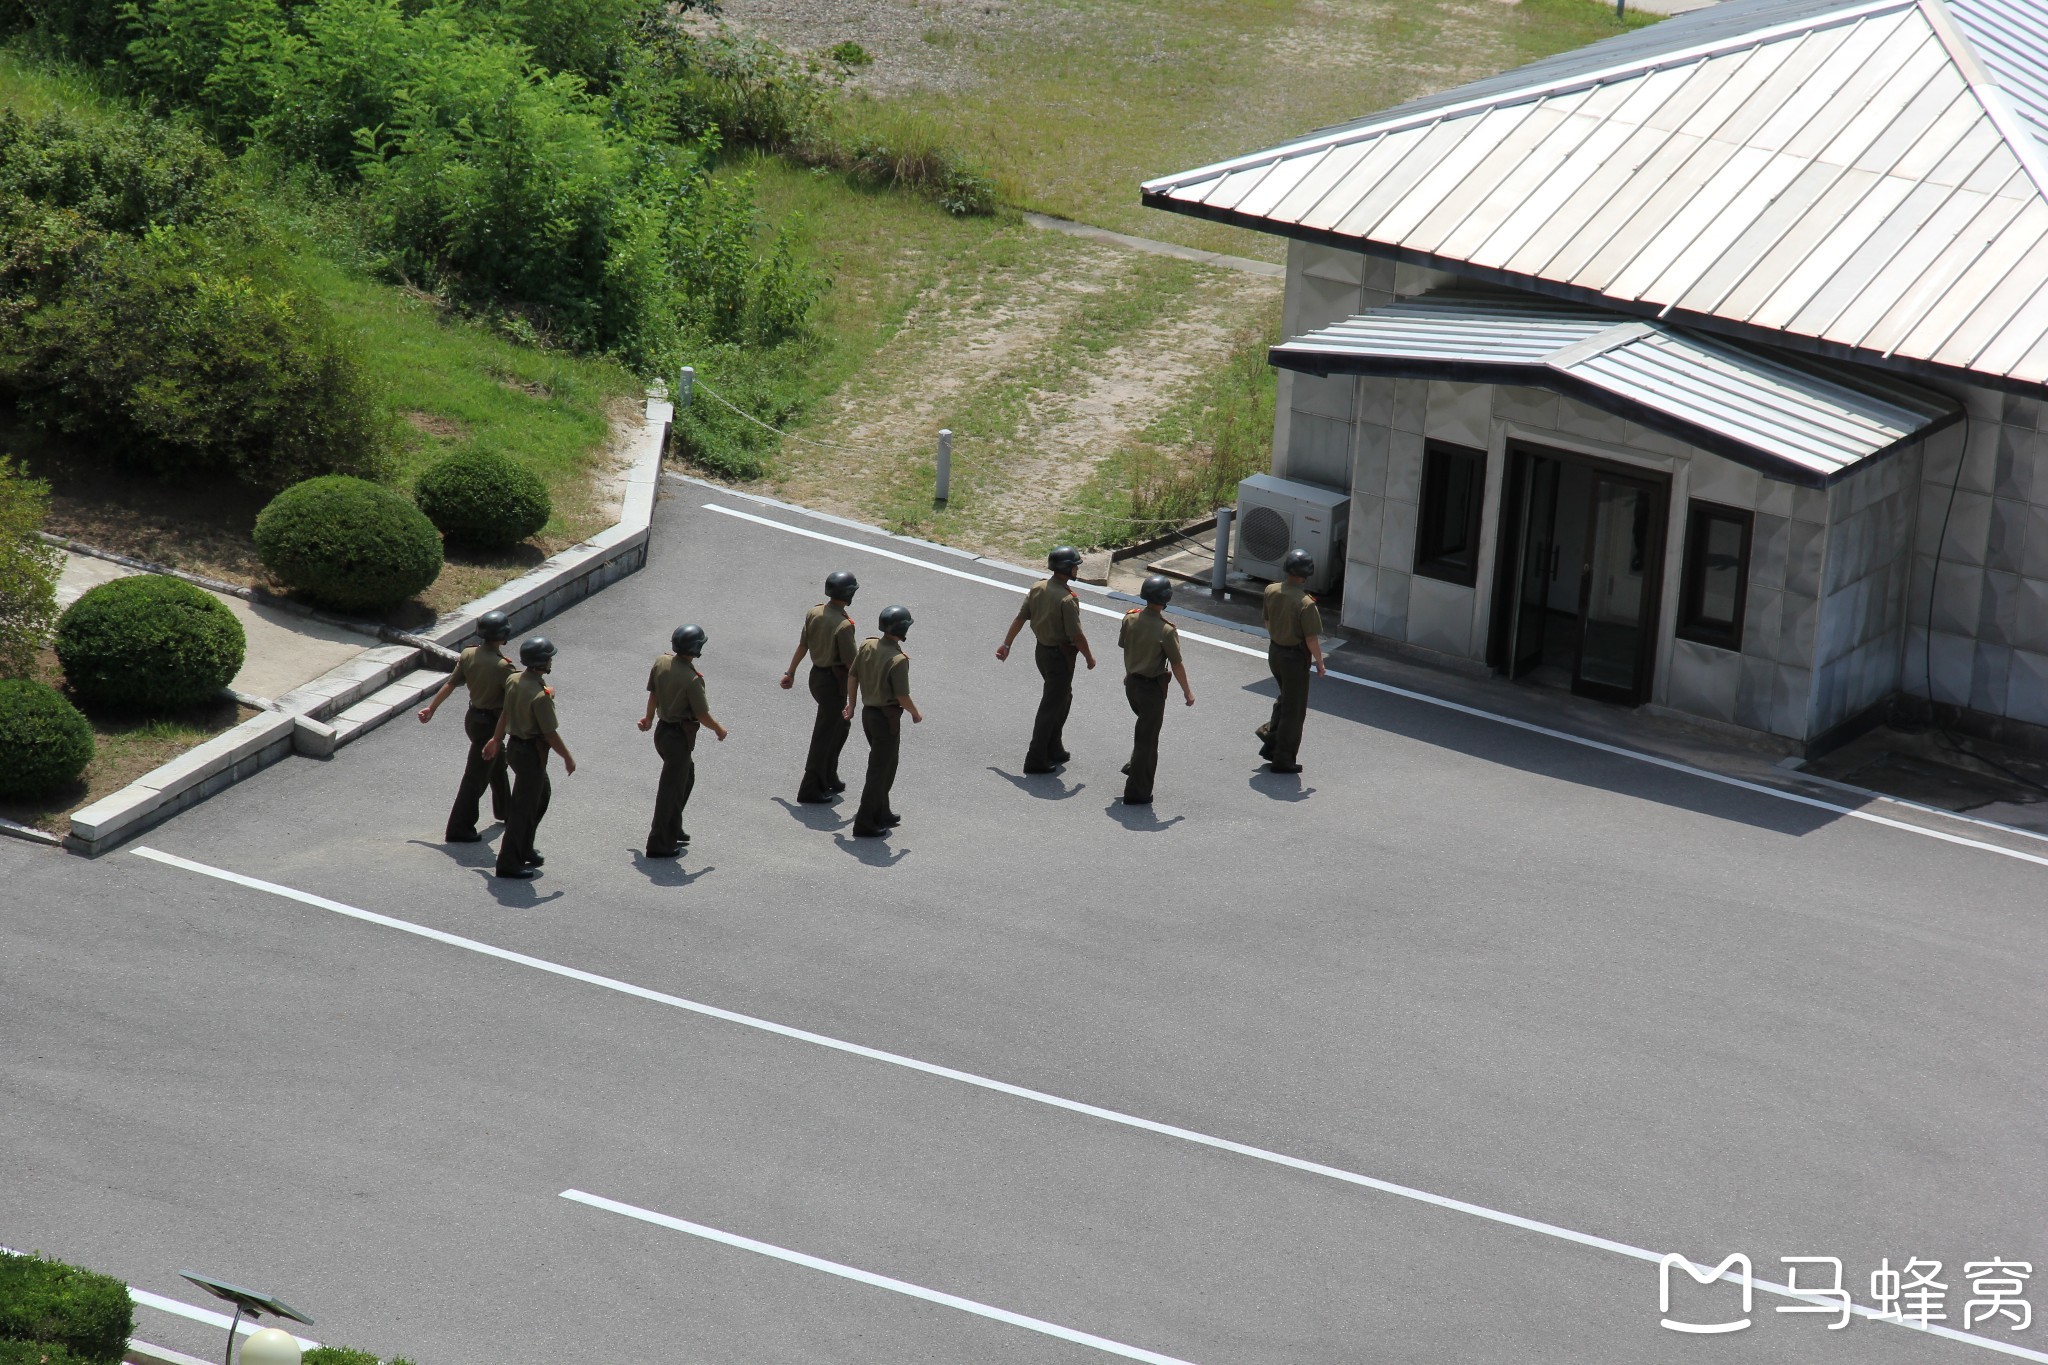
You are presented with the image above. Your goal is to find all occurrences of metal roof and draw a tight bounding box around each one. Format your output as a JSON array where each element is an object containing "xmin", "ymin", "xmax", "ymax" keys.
[
  {"xmin": 1269, "ymin": 291, "xmax": 1962, "ymax": 484},
  {"xmin": 1144, "ymin": 0, "xmax": 2048, "ymax": 393}
]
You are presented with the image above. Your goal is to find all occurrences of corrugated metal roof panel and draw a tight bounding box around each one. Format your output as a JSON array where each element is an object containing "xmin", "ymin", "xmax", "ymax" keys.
[
  {"xmin": 1268, "ymin": 291, "xmax": 1961, "ymax": 482},
  {"xmin": 1143, "ymin": 0, "xmax": 2048, "ymax": 392}
]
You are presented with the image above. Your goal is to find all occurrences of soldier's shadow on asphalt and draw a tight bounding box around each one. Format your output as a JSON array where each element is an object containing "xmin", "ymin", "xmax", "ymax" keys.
[
  {"xmin": 473, "ymin": 871, "xmax": 565, "ymax": 908},
  {"xmin": 1104, "ymin": 802, "xmax": 1183, "ymax": 832},
  {"xmin": 771, "ymin": 796, "xmax": 849, "ymax": 831},
  {"xmin": 1249, "ymin": 771, "xmax": 1315, "ymax": 801},
  {"xmin": 832, "ymin": 834, "xmax": 909, "ymax": 867},
  {"xmin": 627, "ymin": 851, "xmax": 716, "ymax": 887},
  {"xmin": 407, "ymin": 834, "xmax": 500, "ymax": 869},
  {"xmin": 986, "ymin": 766, "xmax": 1086, "ymax": 800}
]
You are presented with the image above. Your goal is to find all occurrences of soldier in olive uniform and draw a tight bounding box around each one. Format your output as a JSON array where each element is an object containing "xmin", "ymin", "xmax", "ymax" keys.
[
  {"xmin": 640, "ymin": 624, "xmax": 728, "ymax": 857},
  {"xmin": 1117, "ymin": 575, "xmax": 1195, "ymax": 806},
  {"xmin": 1256, "ymin": 549, "xmax": 1327, "ymax": 774},
  {"xmin": 842, "ymin": 605, "xmax": 922, "ymax": 838},
  {"xmin": 416, "ymin": 609, "xmax": 516, "ymax": 843},
  {"xmin": 996, "ymin": 546, "xmax": 1096, "ymax": 773},
  {"xmin": 780, "ymin": 570, "xmax": 859, "ymax": 803},
  {"xmin": 483, "ymin": 637, "xmax": 577, "ymax": 880}
]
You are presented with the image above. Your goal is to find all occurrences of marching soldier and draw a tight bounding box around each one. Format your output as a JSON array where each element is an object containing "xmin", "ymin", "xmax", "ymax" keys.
[
  {"xmin": 640, "ymin": 625, "xmax": 728, "ymax": 858},
  {"xmin": 1256, "ymin": 549, "xmax": 1327, "ymax": 774},
  {"xmin": 843, "ymin": 605, "xmax": 922, "ymax": 838},
  {"xmin": 484, "ymin": 637, "xmax": 576, "ymax": 880},
  {"xmin": 416, "ymin": 608, "xmax": 515, "ymax": 843},
  {"xmin": 996, "ymin": 546, "xmax": 1095, "ymax": 772},
  {"xmin": 781, "ymin": 570, "xmax": 859, "ymax": 802},
  {"xmin": 1117, "ymin": 575, "xmax": 1194, "ymax": 806}
]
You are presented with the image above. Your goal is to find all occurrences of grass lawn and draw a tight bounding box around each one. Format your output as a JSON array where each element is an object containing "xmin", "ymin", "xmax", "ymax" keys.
[{"xmin": 797, "ymin": 0, "xmax": 1659, "ymax": 259}]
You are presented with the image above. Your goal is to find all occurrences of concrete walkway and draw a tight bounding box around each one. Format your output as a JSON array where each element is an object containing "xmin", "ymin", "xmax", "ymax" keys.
[{"xmin": 55, "ymin": 552, "xmax": 368, "ymax": 702}]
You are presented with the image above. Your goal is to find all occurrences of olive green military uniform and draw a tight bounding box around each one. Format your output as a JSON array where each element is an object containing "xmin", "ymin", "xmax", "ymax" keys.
[
  {"xmin": 646, "ymin": 653, "xmax": 710, "ymax": 856},
  {"xmin": 1257, "ymin": 582, "xmax": 1322, "ymax": 767},
  {"xmin": 1017, "ymin": 579, "xmax": 1084, "ymax": 770},
  {"xmin": 1117, "ymin": 609, "xmax": 1182, "ymax": 803},
  {"xmin": 495, "ymin": 670, "xmax": 559, "ymax": 876},
  {"xmin": 850, "ymin": 636, "xmax": 911, "ymax": 837},
  {"xmin": 444, "ymin": 644, "xmax": 516, "ymax": 841},
  {"xmin": 797, "ymin": 603, "xmax": 858, "ymax": 802}
]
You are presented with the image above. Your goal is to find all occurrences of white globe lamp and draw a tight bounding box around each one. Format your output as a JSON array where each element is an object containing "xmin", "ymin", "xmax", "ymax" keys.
[{"xmin": 238, "ymin": 1328, "xmax": 302, "ymax": 1365}]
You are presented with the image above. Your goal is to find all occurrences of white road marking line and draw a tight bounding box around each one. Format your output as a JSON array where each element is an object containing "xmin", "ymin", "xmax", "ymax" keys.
[
  {"xmin": 706, "ymin": 501, "xmax": 2048, "ymax": 872},
  {"xmin": 559, "ymin": 1189, "xmax": 1202, "ymax": 1364},
  {"xmin": 129, "ymin": 848, "xmax": 2048, "ymax": 1361}
]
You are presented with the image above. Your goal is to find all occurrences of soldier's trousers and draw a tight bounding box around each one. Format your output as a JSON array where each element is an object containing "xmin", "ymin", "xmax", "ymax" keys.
[
  {"xmin": 647, "ymin": 719, "xmax": 699, "ymax": 854},
  {"xmin": 1258, "ymin": 643, "xmax": 1311, "ymax": 765},
  {"xmin": 1122, "ymin": 673, "xmax": 1168, "ymax": 802},
  {"xmin": 853, "ymin": 704, "xmax": 902, "ymax": 835},
  {"xmin": 444, "ymin": 705, "xmax": 511, "ymax": 840},
  {"xmin": 798, "ymin": 665, "xmax": 850, "ymax": 801},
  {"xmin": 496, "ymin": 736, "xmax": 552, "ymax": 875},
  {"xmin": 1026, "ymin": 644, "xmax": 1076, "ymax": 767}
]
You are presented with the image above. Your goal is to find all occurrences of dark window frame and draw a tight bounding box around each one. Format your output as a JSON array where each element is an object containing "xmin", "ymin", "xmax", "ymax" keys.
[
  {"xmin": 1413, "ymin": 440, "xmax": 1488, "ymax": 588},
  {"xmin": 1676, "ymin": 499, "xmax": 1753, "ymax": 651}
]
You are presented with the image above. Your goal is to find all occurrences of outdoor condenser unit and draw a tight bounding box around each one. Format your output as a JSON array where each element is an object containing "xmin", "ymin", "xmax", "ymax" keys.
[{"xmin": 1232, "ymin": 472, "xmax": 1349, "ymax": 595}]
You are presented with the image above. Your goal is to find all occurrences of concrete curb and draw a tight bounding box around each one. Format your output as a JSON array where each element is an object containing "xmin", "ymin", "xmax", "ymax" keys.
[{"xmin": 63, "ymin": 397, "xmax": 670, "ymax": 857}]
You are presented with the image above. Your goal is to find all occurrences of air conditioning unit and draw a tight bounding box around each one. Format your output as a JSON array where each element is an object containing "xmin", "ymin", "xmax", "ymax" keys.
[{"xmin": 1233, "ymin": 472, "xmax": 1349, "ymax": 595}]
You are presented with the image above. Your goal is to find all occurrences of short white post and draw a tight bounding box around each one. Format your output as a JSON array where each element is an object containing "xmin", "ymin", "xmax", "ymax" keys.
[
  {"xmin": 936, "ymin": 429, "xmax": 953, "ymax": 504},
  {"xmin": 1211, "ymin": 506, "xmax": 1234, "ymax": 598},
  {"xmin": 677, "ymin": 366, "xmax": 695, "ymax": 408}
]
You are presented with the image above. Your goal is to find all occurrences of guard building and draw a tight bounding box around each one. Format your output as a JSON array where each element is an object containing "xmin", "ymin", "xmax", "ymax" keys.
[{"xmin": 1144, "ymin": 0, "xmax": 2048, "ymax": 752}]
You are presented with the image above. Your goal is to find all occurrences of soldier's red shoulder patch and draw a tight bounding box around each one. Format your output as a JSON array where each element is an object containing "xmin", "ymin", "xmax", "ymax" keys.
[{"xmin": 542, "ymin": 686, "xmax": 555, "ymax": 697}]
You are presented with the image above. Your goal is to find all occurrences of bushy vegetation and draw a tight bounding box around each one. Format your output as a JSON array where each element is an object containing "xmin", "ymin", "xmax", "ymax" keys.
[
  {"xmin": 0, "ymin": 1253, "xmax": 132, "ymax": 1365},
  {"xmin": 413, "ymin": 448, "xmax": 549, "ymax": 549},
  {"xmin": 0, "ymin": 455, "xmax": 59, "ymax": 676},
  {"xmin": 254, "ymin": 474, "xmax": 443, "ymax": 612},
  {"xmin": 0, "ymin": 677, "xmax": 93, "ymax": 797},
  {"xmin": 0, "ymin": 107, "xmax": 387, "ymax": 488},
  {"xmin": 0, "ymin": 1340, "xmax": 88, "ymax": 1365},
  {"xmin": 302, "ymin": 1347, "xmax": 421, "ymax": 1365},
  {"xmin": 55, "ymin": 573, "xmax": 246, "ymax": 711}
]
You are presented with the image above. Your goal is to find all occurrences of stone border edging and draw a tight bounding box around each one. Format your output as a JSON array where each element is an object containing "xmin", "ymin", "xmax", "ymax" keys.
[{"xmin": 61, "ymin": 396, "xmax": 670, "ymax": 857}]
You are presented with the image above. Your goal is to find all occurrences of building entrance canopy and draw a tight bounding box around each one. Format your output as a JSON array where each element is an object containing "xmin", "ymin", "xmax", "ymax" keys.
[{"xmin": 1270, "ymin": 290, "xmax": 1961, "ymax": 486}]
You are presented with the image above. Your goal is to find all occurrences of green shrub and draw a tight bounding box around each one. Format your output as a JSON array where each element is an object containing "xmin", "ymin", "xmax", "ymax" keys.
[
  {"xmin": 0, "ymin": 1254, "xmax": 132, "ymax": 1365},
  {"xmin": 0, "ymin": 680, "xmax": 93, "ymax": 799},
  {"xmin": 0, "ymin": 1339, "xmax": 89, "ymax": 1365},
  {"xmin": 254, "ymin": 474, "xmax": 443, "ymax": 613},
  {"xmin": 670, "ymin": 338, "xmax": 814, "ymax": 479},
  {"xmin": 0, "ymin": 457, "xmax": 61, "ymax": 679},
  {"xmin": 301, "ymin": 1349, "xmax": 379, "ymax": 1365},
  {"xmin": 413, "ymin": 449, "xmax": 550, "ymax": 549},
  {"xmin": 54, "ymin": 574, "xmax": 246, "ymax": 713},
  {"xmin": 828, "ymin": 40, "xmax": 872, "ymax": 69}
]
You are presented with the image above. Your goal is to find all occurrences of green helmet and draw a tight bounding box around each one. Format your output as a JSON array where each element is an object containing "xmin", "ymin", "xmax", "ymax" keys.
[
  {"xmin": 1139, "ymin": 575, "xmax": 1174, "ymax": 606},
  {"xmin": 477, "ymin": 610, "xmax": 512, "ymax": 643},
  {"xmin": 1048, "ymin": 546, "xmax": 1083, "ymax": 574},
  {"xmin": 671, "ymin": 624, "xmax": 706, "ymax": 657},
  {"xmin": 878, "ymin": 604, "xmax": 914, "ymax": 638},
  {"xmin": 1282, "ymin": 549, "xmax": 1316, "ymax": 579},
  {"xmin": 519, "ymin": 637, "xmax": 557, "ymax": 668}
]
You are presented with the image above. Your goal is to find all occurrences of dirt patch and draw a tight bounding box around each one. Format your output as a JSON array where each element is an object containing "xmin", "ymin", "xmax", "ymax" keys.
[
  {"xmin": 0, "ymin": 649, "xmax": 257, "ymax": 833},
  {"xmin": 404, "ymin": 410, "xmax": 469, "ymax": 441},
  {"xmin": 712, "ymin": 0, "xmax": 1070, "ymax": 95}
]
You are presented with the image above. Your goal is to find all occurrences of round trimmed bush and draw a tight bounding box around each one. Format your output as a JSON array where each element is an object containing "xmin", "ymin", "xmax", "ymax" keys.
[
  {"xmin": 0, "ymin": 679, "xmax": 94, "ymax": 799},
  {"xmin": 55, "ymin": 575, "xmax": 246, "ymax": 714},
  {"xmin": 413, "ymin": 449, "xmax": 551, "ymax": 550},
  {"xmin": 254, "ymin": 474, "xmax": 443, "ymax": 613}
]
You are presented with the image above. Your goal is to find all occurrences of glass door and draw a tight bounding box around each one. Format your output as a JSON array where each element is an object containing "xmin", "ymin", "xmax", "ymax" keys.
[
  {"xmin": 1505, "ymin": 453, "xmax": 1560, "ymax": 679},
  {"xmin": 1571, "ymin": 471, "xmax": 1665, "ymax": 704}
]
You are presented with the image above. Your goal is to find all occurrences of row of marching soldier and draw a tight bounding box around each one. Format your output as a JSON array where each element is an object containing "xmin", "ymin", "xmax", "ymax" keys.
[{"xmin": 416, "ymin": 545, "xmax": 1327, "ymax": 879}]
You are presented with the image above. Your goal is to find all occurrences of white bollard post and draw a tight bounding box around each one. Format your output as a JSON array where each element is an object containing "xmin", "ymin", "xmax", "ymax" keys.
[
  {"xmin": 676, "ymin": 366, "xmax": 695, "ymax": 408},
  {"xmin": 936, "ymin": 429, "xmax": 953, "ymax": 504},
  {"xmin": 1211, "ymin": 506, "xmax": 1234, "ymax": 598}
]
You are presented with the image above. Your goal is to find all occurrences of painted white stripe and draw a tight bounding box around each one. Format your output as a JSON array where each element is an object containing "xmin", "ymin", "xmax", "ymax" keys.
[
  {"xmin": 704, "ymin": 501, "xmax": 2048, "ymax": 872},
  {"xmin": 128, "ymin": 1287, "xmax": 319, "ymax": 1349},
  {"xmin": 128, "ymin": 848, "xmax": 2048, "ymax": 1362},
  {"xmin": 559, "ymin": 1189, "xmax": 1201, "ymax": 1364}
]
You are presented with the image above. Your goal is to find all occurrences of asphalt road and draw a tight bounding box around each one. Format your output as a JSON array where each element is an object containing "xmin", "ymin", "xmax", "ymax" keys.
[{"xmin": 7, "ymin": 482, "xmax": 2048, "ymax": 1365}]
